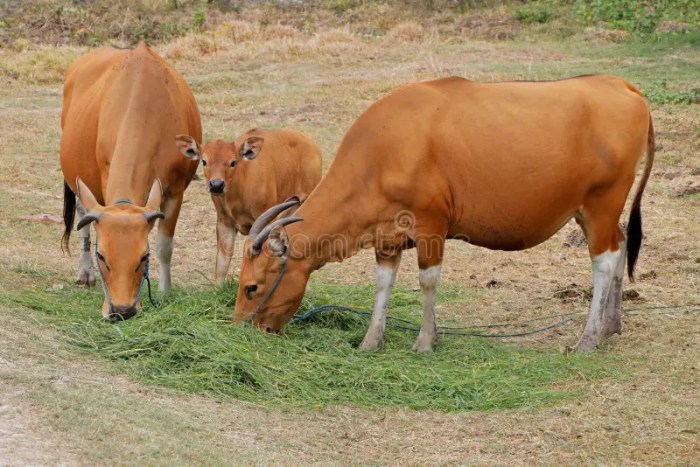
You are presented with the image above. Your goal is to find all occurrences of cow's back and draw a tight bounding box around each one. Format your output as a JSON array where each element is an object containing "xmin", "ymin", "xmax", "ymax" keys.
[
  {"xmin": 60, "ymin": 42, "xmax": 201, "ymax": 205},
  {"xmin": 60, "ymin": 47, "xmax": 128, "ymax": 203},
  {"xmin": 326, "ymin": 74, "xmax": 649, "ymax": 250},
  {"xmin": 239, "ymin": 128, "xmax": 322, "ymax": 202}
]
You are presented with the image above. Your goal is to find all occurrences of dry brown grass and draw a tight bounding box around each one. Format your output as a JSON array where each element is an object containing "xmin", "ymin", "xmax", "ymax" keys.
[
  {"xmin": 386, "ymin": 21, "xmax": 427, "ymax": 42},
  {"xmin": 159, "ymin": 24, "xmax": 362, "ymax": 64},
  {"xmin": 0, "ymin": 44, "xmax": 85, "ymax": 85},
  {"xmin": 0, "ymin": 12, "xmax": 699, "ymax": 465}
]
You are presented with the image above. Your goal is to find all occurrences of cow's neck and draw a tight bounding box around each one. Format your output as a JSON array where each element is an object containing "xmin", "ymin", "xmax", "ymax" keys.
[
  {"xmin": 286, "ymin": 169, "xmax": 381, "ymax": 272},
  {"xmin": 103, "ymin": 139, "xmax": 158, "ymax": 206}
]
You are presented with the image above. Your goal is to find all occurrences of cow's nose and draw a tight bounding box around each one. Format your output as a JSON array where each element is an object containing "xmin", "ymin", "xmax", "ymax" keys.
[
  {"xmin": 208, "ymin": 179, "xmax": 225, "ymax": 194},
  {"xmin": 108, "ymin": 305, "xmax": 138, "ymax": 322}
]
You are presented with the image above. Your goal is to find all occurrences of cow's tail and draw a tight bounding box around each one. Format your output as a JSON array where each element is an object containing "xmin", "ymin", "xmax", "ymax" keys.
[
  {"xmin": 62, "ymin": 181, "xmax": 76, "ymax": 255},
  {"xmin": 627, "ymin": 114, "xmax": 655, "ymax": 281}
]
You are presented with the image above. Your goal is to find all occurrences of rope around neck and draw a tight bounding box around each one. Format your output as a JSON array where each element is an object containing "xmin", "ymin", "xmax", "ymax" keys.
[{"xmin": 245, "ymin": 261, "xmax": 287, "ymax": 324}]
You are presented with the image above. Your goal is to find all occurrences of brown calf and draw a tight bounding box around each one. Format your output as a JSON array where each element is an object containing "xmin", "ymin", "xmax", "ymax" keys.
[{"xmin": 175, "ymin": 128, "xmax": 322, "ymax": 282}]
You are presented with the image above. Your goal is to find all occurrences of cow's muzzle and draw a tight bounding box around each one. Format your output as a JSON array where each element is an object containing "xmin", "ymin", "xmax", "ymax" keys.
[
  {"xmin": 208, "ymin": 179, "xmax": 225, "ymax": 195},
  {"xmin": 107, "ymin": 305, "xmax": 138, "ymax": 322}
]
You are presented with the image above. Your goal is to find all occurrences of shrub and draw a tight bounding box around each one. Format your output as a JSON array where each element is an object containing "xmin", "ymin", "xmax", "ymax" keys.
[
  {"xmin": 516, "ymin": 1, "xmax": 556, "ymax": 24},
  {"xmin": 576, "ymin": 0, "xmax": 700, "ymax": 34},
  {"xmin": 644, "ymin": 81, "xmax": 700, "ymax": 104}
]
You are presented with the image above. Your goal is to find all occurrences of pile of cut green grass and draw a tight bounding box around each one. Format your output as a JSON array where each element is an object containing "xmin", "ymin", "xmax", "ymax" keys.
[{"xmin": 3, "ymin": 278, "xmax": 620, "ymax": 412}]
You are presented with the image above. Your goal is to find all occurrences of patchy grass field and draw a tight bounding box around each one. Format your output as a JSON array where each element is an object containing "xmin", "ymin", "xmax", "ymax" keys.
[
  {"xmin": 3, "ymin": 279, "xmax": 618, "ymax": 412},
  {"xmin": 1, "ymin": 2, "xmax": 699, "ymax": 465}
]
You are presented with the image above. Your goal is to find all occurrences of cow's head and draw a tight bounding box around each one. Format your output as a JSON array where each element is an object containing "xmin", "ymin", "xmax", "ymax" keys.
[
  {"xmin": 232, "ymin": 199, "xmax": 309, "ymax": 333},
  {"xmin": 175, "ymin": 134, "xmax": 263, "ymax": 197},
  {"xmin": 75, "ymin": 178, "xmax": 164, "ymax": 322}
]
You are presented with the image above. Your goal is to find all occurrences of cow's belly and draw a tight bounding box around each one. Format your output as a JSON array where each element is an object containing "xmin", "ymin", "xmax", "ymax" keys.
[{"xmin": 449, "ymin": 190, "xmax": 582, "ymax": 251}]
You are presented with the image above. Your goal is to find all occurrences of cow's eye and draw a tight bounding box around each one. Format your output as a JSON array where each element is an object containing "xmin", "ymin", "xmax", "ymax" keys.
[
  {"xmin": 245, "ymin": 284, "xmax": 258, "ymax": 300},
  {"xmin": 201, "ymin": 159, "xmax": 207, "ymax": 166},
  {"xmin": 135, "ymin": 253, "xmax": 149, "ymax": 272},
  {"xmin": 96, "ymin": 252, "xmax": 110, "ymax": 271},
  {"xmin": 230, "ymin": 160, "xmax": 236, "ymax": 168}
]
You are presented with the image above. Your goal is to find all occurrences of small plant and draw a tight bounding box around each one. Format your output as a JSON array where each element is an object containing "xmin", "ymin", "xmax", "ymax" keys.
[
  {"xmin": 326, "ymin": 0, "xmax": 361, "ymax": 15},
  {"xmin": 516, "ymin": 1, "xmax": 556, "ymax": 25},
  {"xmin": 644, "ymin": 80, "xmax": 700, "ymax": 104},
  {"xmin": 192, "ymin": 5, "xmax": 206, "ymax": 32}
]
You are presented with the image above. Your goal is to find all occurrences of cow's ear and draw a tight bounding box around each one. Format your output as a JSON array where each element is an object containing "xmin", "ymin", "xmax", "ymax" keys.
[
  {"xmin": 267, "ymin": 227, "xmax": 290, "ymax": 258},
  {"xmin": 175, "ymin": 135, "xmax": 201, "ymax": 160},
  {"xmin": 240, "ymin": 136, "xmax": 264, "ymax": 160},
  {"xmin": 75, "ymin": 177, "xmax": 103, "ymax": 212}
]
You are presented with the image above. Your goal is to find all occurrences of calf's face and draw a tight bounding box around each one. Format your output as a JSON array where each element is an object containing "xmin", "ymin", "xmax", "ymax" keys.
[{"xmin": 175, "ymin": 135, "xmax": 264, "ymax": 196}]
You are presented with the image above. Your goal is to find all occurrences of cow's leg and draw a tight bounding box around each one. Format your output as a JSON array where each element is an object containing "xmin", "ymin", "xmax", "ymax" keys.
[
  {"xmin": 602, "ymin": 234, "xmax": 626, "ymax": 338},
  {"xmin": 359, "ymin": 250, "xmax": 402, "ymax": 350},
  {"xmin": 574, "ymin": 210, "xmax": 625, "ymax": 352},
  {"xmin": 413, "ymin": 234, "xmax": 445, "ymax": 353},
  {"xmin": 156, "ymin": 193, "xmax": 183, "ymax": 294},
  {"xmin": 75, "ymin": 200, "xmax": 96, "ymax": 286},
  {"xmin": 215, "ymin": 215, "xmax": 237, "ymax": 283}
]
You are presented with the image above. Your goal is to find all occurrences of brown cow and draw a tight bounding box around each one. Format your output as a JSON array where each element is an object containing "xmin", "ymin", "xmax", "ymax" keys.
[
  {"xmin": 232, "ymin": 74, "xmax": 654, "ymax": 352},
  {"xmin": 174, "ymin": 129, "xmax": 322, "ymax": 282},
  {"xmin": 60, "ymin": 42, "xmax": 201, "ymax": 321}
]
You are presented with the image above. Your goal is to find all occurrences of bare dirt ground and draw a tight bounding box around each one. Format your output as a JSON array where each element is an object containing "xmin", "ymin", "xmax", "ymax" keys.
[{"xmin": 0, "ymin": 27, "xmax": 699, "ymax": 465}]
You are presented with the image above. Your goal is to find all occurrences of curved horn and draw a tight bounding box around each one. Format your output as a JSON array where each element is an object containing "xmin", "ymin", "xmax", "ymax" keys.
[
  {"xmin": 248, "ymin": 196, "xmax": 301, "ymax": 238},
  {"xmin": 251, "ymin": 217, "xmax": 303, "ymax": 255},
  {"xmin": 76, "ymin": 212, "xmax": 101, "ymax": 231},
  {"xmin": 144, "ymin": 211, "xmax": 165, "ymax": 223}
]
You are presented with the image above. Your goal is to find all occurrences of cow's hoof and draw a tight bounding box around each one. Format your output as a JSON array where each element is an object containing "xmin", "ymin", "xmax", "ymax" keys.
[
  {"xmin": 602, "ymin": 319, "xmax": 622, "ymax": 339},
  {"xmin": 359, "ymin": 333, "xmax": 384, "ymax": 350},
  {"xmin": 76, "ymin": 269, "xmax": 96, "ymax": 286},
  {"xmin": 572, "ymin": 336, "xmax": 599, "ymax": 352},
  {"xmin": 412, "ymin": 332, "xmax": 438, "ymax": 353}
]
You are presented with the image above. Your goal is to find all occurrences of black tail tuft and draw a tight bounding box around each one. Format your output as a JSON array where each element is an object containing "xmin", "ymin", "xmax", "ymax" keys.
[
  {"xmin": 62, "ymin": 181, "xmax": 76, "ymax": 255},
  {"xmin": 626, "ymin": 194, "xmax": 643, "ymax": 281}
]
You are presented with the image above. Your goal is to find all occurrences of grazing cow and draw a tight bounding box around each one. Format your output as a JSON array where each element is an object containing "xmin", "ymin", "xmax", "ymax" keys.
[
  {"xmin": 232, "ymin": 74, "xmax": 655, "ymax": 353},
  {"xmin": 174, "ymin": 129, "xmax": 322, "ymax": 282},
  {"xmin": 60, "ymin": 42, "xmax": 201, "ymax": 321}
]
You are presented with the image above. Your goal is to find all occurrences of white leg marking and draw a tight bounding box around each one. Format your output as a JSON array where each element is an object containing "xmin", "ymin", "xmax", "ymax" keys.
[
  {"xmin": 575, "ymin": 249, "xmax": 621, "ymax": 351},
  {"xmin": 75, "ymin": 201, "xmax": 96, "ymax": 286},
  {"xmin": 360, "ymin": 257, "xmax": 400, "ymax": 350},
  {"xmin": 413, "ymin": 265, "xmax": 441, "ymax": 353},
  {"xmin": 215, "ymin": 220, "xmax": 237, "ymax": 283},
  {"xmin": 156, "ymin": 234, "xmax": 174, "ymax": 293},
  {"xmin": 603, "ymin": 241, "xmax": 626, "ymax": 338}
]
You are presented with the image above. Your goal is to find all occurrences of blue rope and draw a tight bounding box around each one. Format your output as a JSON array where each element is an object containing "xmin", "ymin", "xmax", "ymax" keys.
[{"xmin": 290, "ymin": 305, "xmax": 574, "ymax": 338}]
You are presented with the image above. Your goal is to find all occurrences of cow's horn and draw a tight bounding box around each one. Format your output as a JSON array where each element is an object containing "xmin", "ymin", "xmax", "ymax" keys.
[
  {"xmin": 251, "ymin": 217, "xmax": 303, "ymax": 255},
  {"xmin": 76, "ymin": 212, "xmax": 101, "ymax": 231},
  {"xmin": 248, "ymin": 196, "xmax": 301, "ymax": 238},
  {"xmin": 144, "ymin": 211, "xmax": 165, "ymax": 223}
]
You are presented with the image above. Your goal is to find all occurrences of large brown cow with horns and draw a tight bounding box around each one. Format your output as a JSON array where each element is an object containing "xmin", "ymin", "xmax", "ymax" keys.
[
  {"xmin": 233, "ymin": 74, "xmax": 654, "ymax": 352},
  {"xmin": 60, "ymin": 42, "xmax": 201, "ymax": 321}
]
